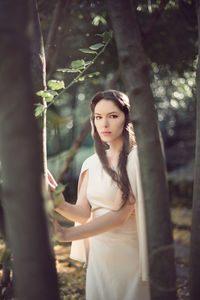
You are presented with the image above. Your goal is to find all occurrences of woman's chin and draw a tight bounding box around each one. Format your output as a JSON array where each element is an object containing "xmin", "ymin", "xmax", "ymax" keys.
[{"xmin": 100, "ymin": 136, "xmax": 112, "ymax": 143}]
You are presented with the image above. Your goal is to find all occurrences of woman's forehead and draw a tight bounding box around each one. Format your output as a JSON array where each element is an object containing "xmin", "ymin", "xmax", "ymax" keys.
[{"xmin": 94, "ymin": 99, "xmax": 121, "ymax": 114}]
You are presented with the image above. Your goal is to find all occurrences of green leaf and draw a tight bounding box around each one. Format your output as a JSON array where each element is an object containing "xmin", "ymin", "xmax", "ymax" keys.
[
  {"xmin": 52, "ymin": 183, "xmax": 67, "ymax": 207},
  {"xmin": 77, "ymin": 71, "xmax": 100, "ymax": 82},
  {"xmin": 103, "ymin": 30, "xmax": 113, "ymax": 43},
  {"xmin": 36, "ymin": 90, "xmax": 46, "ymax": 97},
  {"xmin": 0, "ymin": 248, "xmax": 11, "ymax": 264},
  {"xmin": 89, "ymin": 43, "xmax": 104, "ymax": 50},
  {"xmin": 78, "ymin": 76, "xmax": 85, "ymax": 81},
  {"xmin": 79, "ymin": 48, "xmax": 97, "ymax": 54},
  {"xmin": 48, "ymin": 80, "xmax": 65, "ymax": 90},
  {"xmin": 53, "ymin": 183, "xmax": 67, "ymax": 197},
  {"xmin": 53, "ymin": 196, "xmax": 62, "ymax": 207},
  {"xmin": 82, "ymin": 72, "xmax": 100, "ymax": 79},
  {"xmin": 92, "ymin": 15, "xmax": 107, "ymax": 26},
  {"xmin": 57, "ymin": 68, "xmax": 80, "ymax": 73},
  {"xmin": 45, "ymin": 200, "xmax": 54, "ymax": 213},
  {"xmin": 36, "ymin": 90, "xmax": 57, "ymax": 102},
  {"xmin": 87, "ymin": 71, "xmax": 100, "ymax": 78},
  {"xmin": 0, "ymin": 248, "xmax": 12, "ymax": 270},
  {"xmin": 97, "ymin": 30, "xmax": 113, "ymax": 43},
  {"xmin": 71, "ymin": 59, "xmax": 86, "ymax": 70},
  {"xmin": 34, "ymin": 103, "xmax": 45, "ymax": 117}
]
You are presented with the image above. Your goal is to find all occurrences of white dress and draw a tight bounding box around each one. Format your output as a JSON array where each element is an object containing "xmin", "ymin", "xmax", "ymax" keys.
[{"xmin": 70, "ymin": 146, "xmax": 150, "ymax": 300}]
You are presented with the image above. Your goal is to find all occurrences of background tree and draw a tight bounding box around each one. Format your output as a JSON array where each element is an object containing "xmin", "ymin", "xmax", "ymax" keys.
[
  {"xmin": 0, "ymin": 1, "xmax": 59, "ymax": 299},
  {"xmin": 31, "ymin": 0, "xmax": 48, "ymax": 178},
  {"xmin": 106, "ymin": 1, "xmax": 176, "ymax": 299},
  {"xmin": 190, "ymin": 0, "xmax": 200, "ymax": 299}
]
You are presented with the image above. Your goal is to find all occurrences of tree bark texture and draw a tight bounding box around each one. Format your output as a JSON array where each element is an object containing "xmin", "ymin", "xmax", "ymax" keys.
[
  {"xmin": 0, "ymin": 1, "xmax": 59, "ymax": 300},
  {"xmin": 31, "ymin": 0, "xmax": 48, "ymax": 180},
  {"xmin": 106, "ymin": 1, "xmax": 176, "ymax": 300},
  {"xmin": 0, "ymin": 188, "xmax": 5, "ymax": 238},
  {"xmin": 190, "ymin": 1, "xmax": 200, "ymax": 299}
]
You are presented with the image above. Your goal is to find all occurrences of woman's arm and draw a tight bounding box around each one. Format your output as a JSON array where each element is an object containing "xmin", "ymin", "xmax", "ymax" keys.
[
  {"xmin": 55, "ymin": 194, "xmax": 135, "ymax": 242},
  {"xmin": 48, "ymin": 169, "xmax": 91, "ymax": 224}
]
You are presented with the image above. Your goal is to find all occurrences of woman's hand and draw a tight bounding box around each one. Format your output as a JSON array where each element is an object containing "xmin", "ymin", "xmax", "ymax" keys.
[
  {"xmin": 54, "ymin": 219, "xmax": 69, "ymax": 242},
  {"xmin": 47, "ymin": 169, "xmax": 57, "ymax": 192}
]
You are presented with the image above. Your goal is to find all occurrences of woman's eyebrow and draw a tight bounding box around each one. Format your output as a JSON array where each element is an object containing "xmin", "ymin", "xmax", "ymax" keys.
[{"xmin": 94, "ymin": 111, "xmax": 119, "ymax": 115}]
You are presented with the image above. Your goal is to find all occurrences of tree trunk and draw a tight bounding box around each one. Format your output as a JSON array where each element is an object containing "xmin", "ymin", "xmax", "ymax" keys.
[
  {"xmin": 0, "ymin": 1, "xmax": 59, "ymax": 299},
  {"xmin": 31, "ymin": 0, "xmax": 48, "ymax": 179},
  {"xmin": 190, "ymin": 1, "xmax": 200, "ymax": 299},
  {"xmin": 0, "ymin": 188, "xmax": 5, "ymax": 238},
  {"xmin": 106, "ymin": 1, "xmax": 176, "ymax": 300}
]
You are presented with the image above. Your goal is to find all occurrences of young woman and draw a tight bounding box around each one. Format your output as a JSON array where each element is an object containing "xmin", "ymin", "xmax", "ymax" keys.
[{"xmin": 48, "ymin": 90, "xmax": 150, "ymax": 300}]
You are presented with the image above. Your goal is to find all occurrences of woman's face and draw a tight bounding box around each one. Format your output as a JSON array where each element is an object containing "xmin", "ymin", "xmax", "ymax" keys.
[{"xmin": 94, "ymin": 99, "xmax": 125, "ymax": 144}]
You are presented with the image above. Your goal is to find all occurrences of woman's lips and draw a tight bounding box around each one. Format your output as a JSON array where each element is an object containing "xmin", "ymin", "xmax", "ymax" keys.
[{"xmin": 101, "ymin": 131, "xmax": 111, "ymax": 135}]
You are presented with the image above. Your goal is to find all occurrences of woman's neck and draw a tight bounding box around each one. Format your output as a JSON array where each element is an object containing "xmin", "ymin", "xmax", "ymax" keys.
[{"xmin": 106, "ymin": 138, "xmax": 123, "ymax": 165}]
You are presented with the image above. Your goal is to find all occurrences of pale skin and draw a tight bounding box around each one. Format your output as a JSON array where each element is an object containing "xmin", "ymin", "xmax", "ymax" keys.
[{"xmin": 48, "ymin": 99, "xmax": 135, "ymax": 242}]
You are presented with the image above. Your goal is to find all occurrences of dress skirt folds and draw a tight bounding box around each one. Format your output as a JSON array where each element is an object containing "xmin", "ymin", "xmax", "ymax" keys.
[{"xmin": 70, "ymin": 146, "xmax": 151, "ymax": 300}]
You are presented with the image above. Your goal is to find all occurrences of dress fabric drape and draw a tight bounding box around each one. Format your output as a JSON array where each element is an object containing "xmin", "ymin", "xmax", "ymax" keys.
[{"xmin": 70, "ymin": 146, "xmax": 150, "ymax": 300}]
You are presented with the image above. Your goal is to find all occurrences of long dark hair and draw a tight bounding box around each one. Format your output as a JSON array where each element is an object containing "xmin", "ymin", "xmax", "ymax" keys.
[{"xmin": 90, "ymin": 90, "xmax": 136, "ymax": 205}]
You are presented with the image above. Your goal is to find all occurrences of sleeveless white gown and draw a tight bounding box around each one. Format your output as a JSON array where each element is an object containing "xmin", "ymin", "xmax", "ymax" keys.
[{"xmin": 70, "ymin": 146, "xmax": 151, "ymax": 300}]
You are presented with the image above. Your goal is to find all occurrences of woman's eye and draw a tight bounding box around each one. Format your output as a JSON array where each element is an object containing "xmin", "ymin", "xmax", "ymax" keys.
[
  {"xmin": 95, "ymin": 116, "xmax": 101, "ymax": 120},
  {"xmin": 110, "ymin": 115, "xmax": 118, "ymax": 119}
]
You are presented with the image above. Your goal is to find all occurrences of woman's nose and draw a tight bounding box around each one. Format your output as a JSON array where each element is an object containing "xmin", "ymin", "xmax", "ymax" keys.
[{"xmin": 102, "ymin": 117, "xmax": 109, "ymax": 127}]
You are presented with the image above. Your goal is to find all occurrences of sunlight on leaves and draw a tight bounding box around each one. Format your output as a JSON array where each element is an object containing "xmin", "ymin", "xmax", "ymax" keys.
[
  {"xmin": 52, "ymin": 183, "xmax": 67, "ymax": 207},
  {"xmin": 96, "ymin": 30, "xmax": 113, "ymax": 43},
  {"xmin": 34, "ymin": 103, "xmax": 46, "ymax": 117},
  {"xmin": 36, "ymin": 90, "xmax": 58, "ymax": 102},
  {"xmin": 87, "ymin": 71, "xmax": 100, "ymax": 77},
  {"xmin": 35, "ymin": 29, "xmax": 112, "ymax": 118},
  {"xmin": 71, "ymin": 59, "xmax": 86, "ymax": 70},
  {"xmin": 79, "ymin": 48, "xmax": 97, "ymax": 54},
  {"xmin": 89, "ymin": 43, "xmax": 104, "ymax": 50},
  {"xmin": 92, "ymin": 15, "xmax": 107, "ymax": 26},
  {"xmin": 48, "ymin": 80, "xmax": 65, "ymax": 91},
  {"xmin": 57, "ymin": 68, "xmax": 81, "ymax": 73}
]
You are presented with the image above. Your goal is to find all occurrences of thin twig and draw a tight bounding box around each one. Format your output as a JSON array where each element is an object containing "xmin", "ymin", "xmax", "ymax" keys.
[{"xmin": 46, "ymin": 37, "xmax": 112, "ymax": 111}]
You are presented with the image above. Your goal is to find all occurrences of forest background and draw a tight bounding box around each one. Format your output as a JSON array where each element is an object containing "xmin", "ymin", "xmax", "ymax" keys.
[
  {"xmin": 44, "ymin": 0, "xmax": 196, "ymax": 206},
  {"xmin": 0, "ymin": 0, "xmax": 198, "ymax": 300}
]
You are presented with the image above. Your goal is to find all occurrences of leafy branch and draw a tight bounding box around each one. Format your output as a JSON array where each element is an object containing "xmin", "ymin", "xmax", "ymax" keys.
[
  {"xmin": 45, "ymin": 183, "xmax": 67, "ymax": 213},
  {"xmin": 35, "ymin": 30, "xmax": 113, "ymax": 117}
]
